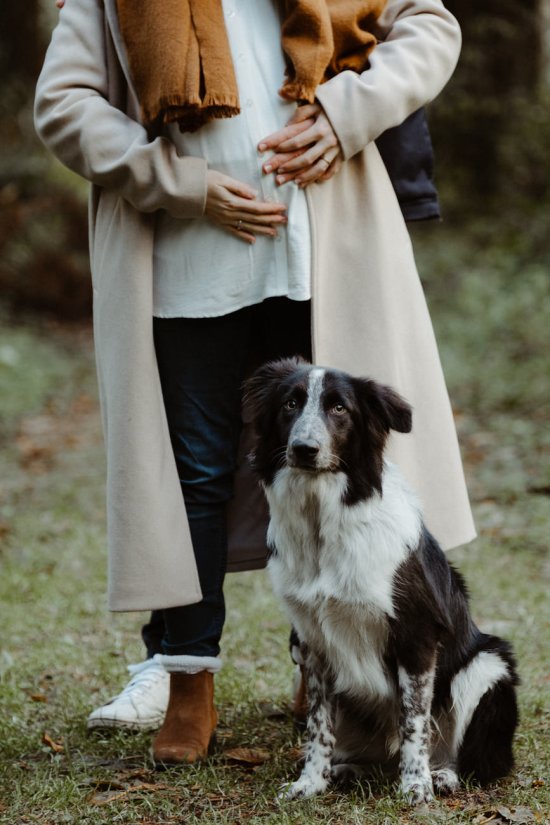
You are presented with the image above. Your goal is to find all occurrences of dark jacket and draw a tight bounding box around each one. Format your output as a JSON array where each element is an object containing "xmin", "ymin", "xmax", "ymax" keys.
[{"xmin": 376, "ymin": 107, "xmax": 440, "ymax": 222}]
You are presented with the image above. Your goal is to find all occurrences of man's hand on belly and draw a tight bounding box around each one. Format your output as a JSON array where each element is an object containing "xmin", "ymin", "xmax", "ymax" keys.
[{"xmin": 258, "ymin": 104, "xmax": 343, "ymax": 188}]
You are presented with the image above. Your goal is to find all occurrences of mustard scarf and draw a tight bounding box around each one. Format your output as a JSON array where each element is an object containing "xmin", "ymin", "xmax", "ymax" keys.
[{"xmin": 116, "ymin": 0, "xmax": 387, "ymax": 132}]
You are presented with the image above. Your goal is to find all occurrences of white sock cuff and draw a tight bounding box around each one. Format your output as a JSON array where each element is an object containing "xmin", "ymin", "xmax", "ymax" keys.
[
  {"xmin": 153, "ymin": 653, "xmax": 222, "ymax": 674},
  {"xmin": 127, "ymin": 658, "xmax": 164, "ymax": 676}
]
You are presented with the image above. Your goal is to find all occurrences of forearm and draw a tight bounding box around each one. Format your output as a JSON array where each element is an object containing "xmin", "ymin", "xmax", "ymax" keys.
[
  {"xmin": 34, "ymin": 0, "xmax": 207, "ymax": 218},
  {"xmin": 315, "ymin": 0, "xmax": 461, "ymax": 160}
]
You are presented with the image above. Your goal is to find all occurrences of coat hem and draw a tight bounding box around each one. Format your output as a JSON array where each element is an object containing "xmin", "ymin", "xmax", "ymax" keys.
[{"xmin": 226, "ymin": 556, "xmax": 267, "ymax": 573}]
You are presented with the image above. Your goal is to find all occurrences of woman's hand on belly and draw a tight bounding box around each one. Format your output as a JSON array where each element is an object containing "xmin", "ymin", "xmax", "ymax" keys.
[
  {"xmin": 205, "ymin": 170, "xmax": 288, "ymax": 245},
  {"xmin": 258, "ymin": 104, "xmax": 343, "ymax": 188}
]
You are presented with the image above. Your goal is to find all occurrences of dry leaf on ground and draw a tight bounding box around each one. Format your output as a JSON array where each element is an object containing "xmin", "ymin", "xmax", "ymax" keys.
[
  {"xmin": 475, "ymin": 806, "xmax": 537, "ymax": 825},
  {"xmin": 223, "ymin": 747, "xmax": 270, "ymax": 765},
  {"xmin": 42, "ymin": 732, "xmax": 64, "ymax": 753},
  {"xmin": 88, "ymin": 781, "xmax": 168, "ymax": 806}
]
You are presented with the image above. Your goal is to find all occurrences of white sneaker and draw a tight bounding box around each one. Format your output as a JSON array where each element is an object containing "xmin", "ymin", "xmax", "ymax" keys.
[{"xmin": 87, "ymin": 658, "xmax": 169, "ymax": 731}]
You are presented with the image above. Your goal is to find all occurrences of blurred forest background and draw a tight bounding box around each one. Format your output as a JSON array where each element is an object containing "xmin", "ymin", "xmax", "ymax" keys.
[
  {"xmin": 1, "ymin": 1, "xmax": 549, "ymax": 323},
  {"xmin": 1, "ymin": 4, "xmax": 549, "ymax": 823},
  {"xmin": 0, "ymin": 0, "xmax": 548, "ymax": 318}
]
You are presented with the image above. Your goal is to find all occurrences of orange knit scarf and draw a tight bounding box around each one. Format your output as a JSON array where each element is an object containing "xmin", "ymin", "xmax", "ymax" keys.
[{"xmin": 116, "ymin": 0, "xmax": 387, "ymax": 132}]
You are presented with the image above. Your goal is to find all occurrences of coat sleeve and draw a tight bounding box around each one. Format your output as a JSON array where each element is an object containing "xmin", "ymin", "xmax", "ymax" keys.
[
  {"xmin": 315, "ymin": 0, "xmax": 461, "ymax": 161},
  {"xmin": 34, "ymin": 0, "xmax": 207, "ymax": 219}
]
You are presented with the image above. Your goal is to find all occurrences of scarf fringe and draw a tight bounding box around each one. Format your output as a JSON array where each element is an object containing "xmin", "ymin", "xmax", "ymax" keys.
[
  {"xmin": 176, "ymin": 106, "xmax": 241, "ymax": 133},
  {"xmin": 278, "ymin": 82, "xmax": 318, "ymax": 105},
  {"xmin": 144, "ymin": 95, "xmax": 240, "ymax": 133}
]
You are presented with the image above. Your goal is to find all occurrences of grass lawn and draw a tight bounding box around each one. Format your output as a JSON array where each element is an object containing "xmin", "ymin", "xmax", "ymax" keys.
[{"xmin": 0, "ymin": 224, "xmax": 548, "ymax": 824}]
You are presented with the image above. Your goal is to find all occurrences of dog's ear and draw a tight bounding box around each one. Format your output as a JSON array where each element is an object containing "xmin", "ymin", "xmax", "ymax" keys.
[
  {"xmin": 354, "ymin": 378, "xmax": 412, "ymax": 434},
  {"xmin": 243, "ymin": 356, "xmax": 308, "ymax": 425}
]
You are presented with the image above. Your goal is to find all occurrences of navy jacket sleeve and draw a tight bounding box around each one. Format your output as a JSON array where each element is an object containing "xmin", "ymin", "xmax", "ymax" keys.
[{"xmin": 376, "ymin": 107, "xmax": 441, "ymax": 222}]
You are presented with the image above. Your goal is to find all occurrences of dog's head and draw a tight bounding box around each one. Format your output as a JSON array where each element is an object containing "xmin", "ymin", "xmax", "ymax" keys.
[{"xmin": 244, "ymin": 357, "xmax": 412, "ymax": 503}]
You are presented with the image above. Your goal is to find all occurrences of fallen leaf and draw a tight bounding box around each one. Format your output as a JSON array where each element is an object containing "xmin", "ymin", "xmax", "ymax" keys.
[
  {"xmin": 445, "ymin": 799, "xmax": 465, "ymax": 810},
  {"xmin": 496, "ymin": 806, "xmax": 536, "ymax": 824},
  {"xmin": 476, "ymin": 807, "xmax": 536, "ymax": 825},
  {"xmin": 30, "ymin": 693, "xmax": 48, "ymax": 703},
  {"xmin": 223, "ymin": 747, "xmax": 270, "ymax": 765},
  {"xmin": 128, "ymin": 782, "xmax": 167, "ymax": 792},
  {"xmin": 82, "ymin": 779, "xmax": 127, "ymax": 792},
  {"xmin": 117, "ymin": 769, "xmax": 156, "ymax": 783},
  {"xmin": 88, "ymin": 790, "xmax": 130, "ymax": 806},
  {"xmin": 42, "ymin": 732, "xmax": 64, "ymax": 753},
  {"xmin": 88, "ymin": 782, "xmax": 168, "ymax": 806}
]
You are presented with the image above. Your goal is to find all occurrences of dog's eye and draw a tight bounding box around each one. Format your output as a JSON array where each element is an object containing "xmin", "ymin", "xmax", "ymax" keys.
[
  {"xmin": 283, "ymin": 398, "xmax": 297, "ymax": 411},
  {"xmin": 331, "ymin": 403, "xmax": 347, "ymax": 415}
]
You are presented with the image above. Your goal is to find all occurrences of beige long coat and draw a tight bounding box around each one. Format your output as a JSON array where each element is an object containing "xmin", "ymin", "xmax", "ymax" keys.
[{"xmin": 35, "ymin": 0, "xmax": 475, "ymax": 612}]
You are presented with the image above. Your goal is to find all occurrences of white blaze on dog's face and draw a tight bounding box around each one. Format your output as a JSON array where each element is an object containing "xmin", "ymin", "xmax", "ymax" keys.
[{"xmin": 282, "ymin": 368, "xmax": 358, "ymax": 472}]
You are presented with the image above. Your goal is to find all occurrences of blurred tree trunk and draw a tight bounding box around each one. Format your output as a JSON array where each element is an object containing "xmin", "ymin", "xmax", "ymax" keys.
[
  {"xmin": 0, "ymin": 0, "xmax": 46, "ymax": 181},
  {"xmin": 541, "ymin": 0, "xmax": 550, "ymax": 86},
  {"xmin": 432, "ymin": 0, "xmax": 546, "ymax": 201},
  {"xmin": 0, "ymin": 3, "xmax": 92, "ymax": 321},
  {"xmin": 0, "ymin": 1, "xmax": 44, "ymax": 85},
  {"xmin": 445, "ymin": 0, "xmax": 542, "ymax": 90}
]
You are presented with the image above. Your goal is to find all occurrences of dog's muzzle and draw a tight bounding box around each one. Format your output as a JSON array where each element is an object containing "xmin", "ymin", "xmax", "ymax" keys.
[{"xmin": 287, "ymin": 438, "xmax": 321, "ymax": 470}]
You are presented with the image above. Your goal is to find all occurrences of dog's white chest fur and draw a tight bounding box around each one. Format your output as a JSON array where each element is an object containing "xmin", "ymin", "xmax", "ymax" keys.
[{"xmin": 266, "ymin": 463, "xmax": 422, "ymax": 699}]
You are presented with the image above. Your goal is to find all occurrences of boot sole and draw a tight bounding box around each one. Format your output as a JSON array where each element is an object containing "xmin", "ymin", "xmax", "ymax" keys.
[
  {"xmin": 87, "ymin": 717, "xmax": 164, "ymax": 732},
  {"xmin": 152, "ymin": 732, "xmax": 217, "ymax": 770}
]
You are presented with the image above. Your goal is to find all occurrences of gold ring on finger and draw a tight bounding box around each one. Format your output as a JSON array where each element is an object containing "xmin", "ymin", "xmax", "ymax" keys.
[{"xmin": 319, "ymin": 156, "xmax": 331, "ymax": 169}]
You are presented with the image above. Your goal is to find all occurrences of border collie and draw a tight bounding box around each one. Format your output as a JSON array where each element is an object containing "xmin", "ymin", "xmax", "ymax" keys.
[{"xmin": 245, "ymin": 358, "xmax": 518, "ymax": 804}]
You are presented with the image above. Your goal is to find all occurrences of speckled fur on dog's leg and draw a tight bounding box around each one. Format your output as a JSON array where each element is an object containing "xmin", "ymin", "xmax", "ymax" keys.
[
  {"xmin": 279, "ymin": 648, "xmax": 335, "ymax": 801},
  {"xmin": 398, "ymin": 665, "xmax": 436, "ymax": 804}
]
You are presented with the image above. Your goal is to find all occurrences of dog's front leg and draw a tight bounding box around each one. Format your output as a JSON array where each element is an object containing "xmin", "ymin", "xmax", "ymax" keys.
[
  {"xmin": 397, "ymin": 664, "xmax": 436, "ymax": 805},
  {"xmin": 280, "ymin": 649, "xmax": 335, "ymax": 801}
]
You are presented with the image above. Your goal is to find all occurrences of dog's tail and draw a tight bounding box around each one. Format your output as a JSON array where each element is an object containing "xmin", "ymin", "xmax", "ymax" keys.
[{"xmin": 457, "ymin": 637, "xmax": 519, "ymax": 785}]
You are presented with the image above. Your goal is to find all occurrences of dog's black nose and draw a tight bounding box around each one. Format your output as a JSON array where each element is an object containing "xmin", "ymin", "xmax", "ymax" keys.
[{"xmin": 291, "ymin": 439, "xmax": 320, "ymax": 463}]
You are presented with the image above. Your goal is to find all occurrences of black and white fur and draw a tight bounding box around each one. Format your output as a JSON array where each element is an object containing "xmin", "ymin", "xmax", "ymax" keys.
[{"xmin": 245, "ymin": 358, "xmax": 518, "ymax": 804}]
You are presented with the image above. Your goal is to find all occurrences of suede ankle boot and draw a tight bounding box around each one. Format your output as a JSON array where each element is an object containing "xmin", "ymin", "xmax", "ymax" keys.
[{"xmin": 152, "ymin": 671, "xmax": 217, "ymax": 765}]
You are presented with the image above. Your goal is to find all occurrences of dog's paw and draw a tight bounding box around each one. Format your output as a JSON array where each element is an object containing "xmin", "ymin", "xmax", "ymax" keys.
[
  {"xmin": 432, "ymin": 768, "xmax": 460, "ymax": 796},
  {"xmin": 400, "ymin": 776, "xmax": 434, "ymax": 806},
  {"xmin": 277, "ymin": 774, "xmax": 328, "ymax": 802}
]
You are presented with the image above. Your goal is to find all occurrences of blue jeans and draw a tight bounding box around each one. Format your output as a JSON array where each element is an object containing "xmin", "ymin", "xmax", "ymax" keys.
[{"xmin": 148, "ymin": 298, "xmax": 312, "ymax": 658}]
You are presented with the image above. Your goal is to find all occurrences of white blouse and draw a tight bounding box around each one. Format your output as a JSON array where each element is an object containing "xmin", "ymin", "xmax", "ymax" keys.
[{"xmin": 152, "ymin": 0, "xmax": 311, "ymax": 318}]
